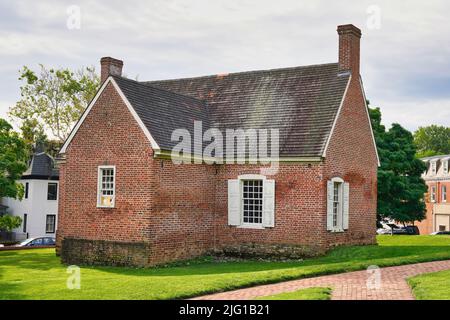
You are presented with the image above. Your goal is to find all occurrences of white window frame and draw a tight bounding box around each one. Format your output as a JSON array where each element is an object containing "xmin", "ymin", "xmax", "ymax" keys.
[
  {"xmin": 238, "ymin": 174, "xmax": 266, "ymax": 229},
  {"xmin": 442, "ymin": 185, "xmax": 447, "ymax": 203},
  {"xmin": 431, "ymin": 186, "xmax": 436, "ymax": 203},
  {"xmin": 330, "ymin": 177, "xmax": 345, "ymax": 232},
  {"xmin": 431, "ymin": 161, "xmax": 437, "ymax": 175},
  {"xmin": 97, "ymin": 165, "xmax": 116, "ymax": 208},
  {"xmin": 241, "ymin": 179, "xmax": 264, "ymax": 227},
  {"xmin": 443, "ymin": 159, "xmax": 449, "ymax": 175}
]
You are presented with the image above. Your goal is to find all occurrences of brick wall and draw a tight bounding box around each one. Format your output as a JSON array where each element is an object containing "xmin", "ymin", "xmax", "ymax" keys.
[
  {"xmin": 58, "ymin": 82, "xmax": 218, "ymax": 265},
  {"xmin": 58, "ymin": 76, "xmax": 378, "ymax": 266},
  {"xmin": 57, "ymin": 82, "xmax": 155, "ymax": 257},
  {"xmin": 213, "ymin": 163, "xmax": 328, "ymax": 251},
  {"xmin": 417, "ymin": 181, "xmax": 450, "ymax": 234},
  {"xmin": 321, "ymin": 76, "xmax": 378, "ymax": 246}
]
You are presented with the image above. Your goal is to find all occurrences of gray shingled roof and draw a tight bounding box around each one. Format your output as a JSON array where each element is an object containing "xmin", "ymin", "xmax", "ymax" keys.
[
  {"xmin": 113, "ymin": 63, "xmax": 350, "ymax": 157},
  {"xmin": 113, "ymin": 76, "xmax": 208, "ymax": 153},
  {"xmin": 23, "ymin": 152, "xmax": 59, "ymax": 179}
]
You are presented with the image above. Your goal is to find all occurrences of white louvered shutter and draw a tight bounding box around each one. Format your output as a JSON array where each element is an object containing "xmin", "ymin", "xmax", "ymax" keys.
[
  {"xmin": 228, "ymin": 179, "xmax": 240, "ymax": 226},
  {"xmin": 262, "ymin": 180, "xmax": 275, "ymax": 227},
  {"xmin": 327, "ymin": 181, "xmax": 334, "ymax": 231},
  {"xmin": 343, "ymin": 182, "xmax": 350, "ymax": 230}
]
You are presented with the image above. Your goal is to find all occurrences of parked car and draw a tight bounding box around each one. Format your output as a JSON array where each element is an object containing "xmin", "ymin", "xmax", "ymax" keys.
[
  {"xmin": 376, "ymin": 224, "xmax": 420, "ymax": 235},
  {"xmin": 430, "ymin": 231, "xmax": 450, "ymax": 235},
  {"xmin": 15, "ymin": 237, "xmax": 56, "ymax": 247}
]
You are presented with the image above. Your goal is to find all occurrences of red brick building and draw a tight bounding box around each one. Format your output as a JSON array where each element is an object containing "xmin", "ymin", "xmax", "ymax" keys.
[
  {"xmin": 417, "ymin": 155, "xmax": 450, "ymax": 234},
  {"xmin": 57, "ymin": 24, "xmax": 379, "ymax": 266}
]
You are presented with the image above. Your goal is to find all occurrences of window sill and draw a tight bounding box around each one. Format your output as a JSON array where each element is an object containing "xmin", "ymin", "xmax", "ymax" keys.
[
  {"xmin": 97, "ymin": 206, "xmax": 116, "ymax": 209},
  {"xmin": 237, "ymin": 224, "xmax": 265, "ymax": 230},
  {"xmin": 329, "ymin": 228, "xmax": 345, "ymax": 233}
]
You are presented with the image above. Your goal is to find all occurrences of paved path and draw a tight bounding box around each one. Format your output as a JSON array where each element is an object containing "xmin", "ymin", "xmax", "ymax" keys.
[{"xmin": 193, "ymin": 260, "xmax": 450, "ymax": 300}]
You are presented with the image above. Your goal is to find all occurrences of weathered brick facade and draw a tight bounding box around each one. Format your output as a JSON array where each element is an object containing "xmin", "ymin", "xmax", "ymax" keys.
[
  {"xmin": 417, "ymin": 179, "xmax": 450, "ymax": 235},
  {"xmin": 57, "ymin": 24, "xmax": 378, "ymax": 266}
]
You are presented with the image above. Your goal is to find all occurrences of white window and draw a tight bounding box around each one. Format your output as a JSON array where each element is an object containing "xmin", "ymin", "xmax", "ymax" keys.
[
  {"xmin": 431, "ymin": 161, "xmax": 437, "ymax": 175},
  {"xmin": 242, "ymin": 180, "xmax": 263, "ymax": 225},
  {"xmin": 327, "ymin": 177, "xmax": 349, "ymax": 232},
  {"xmin": 442, "ymin": 186, "xmax": 447, "ymax": 203},
  {"xmin": 443, "ymin": 160, "xmax": 449, "ymax": 175},
  {"xmin": 97, "ymin": 166, "xmax": 116, "ymax": 208},
  {"xmin": 332, "ymin": 182, "xmax": 341, "ymax": 228},
  {"xmin": 431, "ymin": 186, "xmax": 436, "ymax": 203},
  {"xmin": 227, "ymin": 175, "xmax": 275, "ymax": 229}
]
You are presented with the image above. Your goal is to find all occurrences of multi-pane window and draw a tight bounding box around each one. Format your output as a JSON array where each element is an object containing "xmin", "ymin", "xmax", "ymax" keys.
[
  {"xmin": 442, "ymin": 186, "xmax": 447, "ymax": 203},
  {"xmin": 333, "ymin": 182, "xmax": 342, "ymax": 228},
  {"xmin": 98, "ymin": 166, "xmax": 115, "ymax": 207},
  {"xmin": 431, "ymin": 161, "xmax": 437, "ymax": 175},
  {"xmin": 444, "ymin": 161, "xmax": 449, "ymax": 175},
  {"xmin": 45, "ymin": 214, "xmax": 56, "ymax": 233},
  {"xmin": 47, "ymin": 183, "xmax": 58, "ymax": 200},
  {"xmin": 242, "ymin": 180, "xmax": 263, "ymax": 225},
  {"xmin": 327, "ymin": 178, "xmax": 349, "ymax": 232},
  {"xmin": 431, "ymin": 186, "xmax": 436, "ymax": 202}
]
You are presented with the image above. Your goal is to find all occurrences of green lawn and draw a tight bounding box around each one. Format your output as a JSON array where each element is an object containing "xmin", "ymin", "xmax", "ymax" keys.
[
  {"xmin": 408, "ymin": 269, "xmax": 450, "ymax": 300},
  {"xmin": 1, "ymin": 235, "xmax": 450, "ymax": 300},
  {"xmin": 255, "ymin": 287, "xmax": 332, "ymax": 300}
]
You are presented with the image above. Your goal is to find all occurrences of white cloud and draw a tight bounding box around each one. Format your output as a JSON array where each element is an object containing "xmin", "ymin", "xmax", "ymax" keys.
[
  {"xmin": 378, "ymin": 98, "xmax": 450, "ymax": 131},
  {"xmin": 0, "ymin": 0, "xmax": 449, "ymax": 132}
]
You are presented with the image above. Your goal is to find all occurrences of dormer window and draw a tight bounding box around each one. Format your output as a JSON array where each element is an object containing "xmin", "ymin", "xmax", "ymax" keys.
[
  {"xmin": 443, "ymin": 159, "xmax": 449, "ymax": 175},
  {"xmin": 431, "ymin": 161, "xmax": 437, "ymax": 175}
]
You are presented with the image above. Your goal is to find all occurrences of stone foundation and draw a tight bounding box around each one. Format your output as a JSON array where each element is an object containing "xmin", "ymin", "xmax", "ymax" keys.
[
  {"xmin": 212, "ymin": 242, "xmax": 327, "ymax": 260},
  {"xmin": 61, "ymin": 238, "xmax": 151, "ymax": 267}
]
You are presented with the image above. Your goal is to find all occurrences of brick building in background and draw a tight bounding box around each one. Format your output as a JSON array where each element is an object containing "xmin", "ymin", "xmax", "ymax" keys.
[
  {"xmin": 56, "ymin": 24, "xmax": 379, "ymax": 267},
  {"xmin": 417, "ymin": 155, "xmax": 450, "ymax": 234}
]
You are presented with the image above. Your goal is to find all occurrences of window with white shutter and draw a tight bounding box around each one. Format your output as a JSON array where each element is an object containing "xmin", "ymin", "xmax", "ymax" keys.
[
  {"xmin": 327, "ymin": 177, "xmax": 348, "ymax": 232},
  {"xmin": 343, "ymin": 182, "xmax": 350, "ymax": 230},
  {"xmin": 262, "ymin": 179, "xmax": 275, "ymax": 228},
  {"xmin": 227, "ymin": 180, "xmax": 240, "ymax": 226},
  {"xmin": 227, "ymin": 175, "xmax": 275, "ymax": 229}
]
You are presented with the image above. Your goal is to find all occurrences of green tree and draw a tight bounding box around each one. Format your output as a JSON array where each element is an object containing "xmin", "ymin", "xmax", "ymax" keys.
[
  {"xmin": 0, "ymin": 215, "xmax": 22, "ymax": 233},
  {"xmin": 414, "ymin": 125, "xmax": 450, "ymax": 158},
  {"xmin": 19, "ymin": 118, "xmax": 47, "ymax": 158},
  {"xmin": 369, "ymin": 106, "xmax": 428, "ymax": 225},
  {"xmin": 0, "ymin": 119, "xmax": 28, "ymax": 200},
  {"xmin": 9, "ymin": 65, "xmax": 100, "ymax": 142}
]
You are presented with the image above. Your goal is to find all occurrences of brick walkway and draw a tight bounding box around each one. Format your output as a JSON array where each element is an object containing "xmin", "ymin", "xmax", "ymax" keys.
[{"xmin": 193, "ymin": 260, "xmax": 450, "ymax": 300}]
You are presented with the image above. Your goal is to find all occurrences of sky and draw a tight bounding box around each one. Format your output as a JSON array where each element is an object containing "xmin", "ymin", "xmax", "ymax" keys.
[{"xmin": 0, "ymin": 0, "xmax": 449, "ymax": 132}]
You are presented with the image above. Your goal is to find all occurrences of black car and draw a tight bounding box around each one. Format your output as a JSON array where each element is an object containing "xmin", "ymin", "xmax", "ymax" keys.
[
  {"xmin": 15, "ymin": 237, "xmax": 56, "ymax": 247},
  {"xmin": 431, "ymin": 231, "xmax": 450, "ymax": 235},
  {"xmin": 385, "ymin": 224, "xmax": 420, "ymax": 235}
]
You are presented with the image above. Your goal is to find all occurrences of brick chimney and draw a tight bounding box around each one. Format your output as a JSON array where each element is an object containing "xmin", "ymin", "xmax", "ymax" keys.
[
  {"xmin": 337, "ymin": 24, "xmax": 361, "ymax": 75},
  {"xmin": 100, "ymin": 57, "xmax": 123, "ymax": 83}
]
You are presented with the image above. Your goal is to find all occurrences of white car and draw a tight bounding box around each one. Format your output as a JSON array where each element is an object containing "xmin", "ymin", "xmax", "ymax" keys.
[{"xmin": 15, "ymin": 237, "xmax": 56, "ymax": 247}]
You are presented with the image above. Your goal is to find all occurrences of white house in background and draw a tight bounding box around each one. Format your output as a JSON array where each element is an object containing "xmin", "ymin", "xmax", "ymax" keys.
[{"xmin": 1, "ymin": 145, "xmax": 59, "ymax": 240}]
